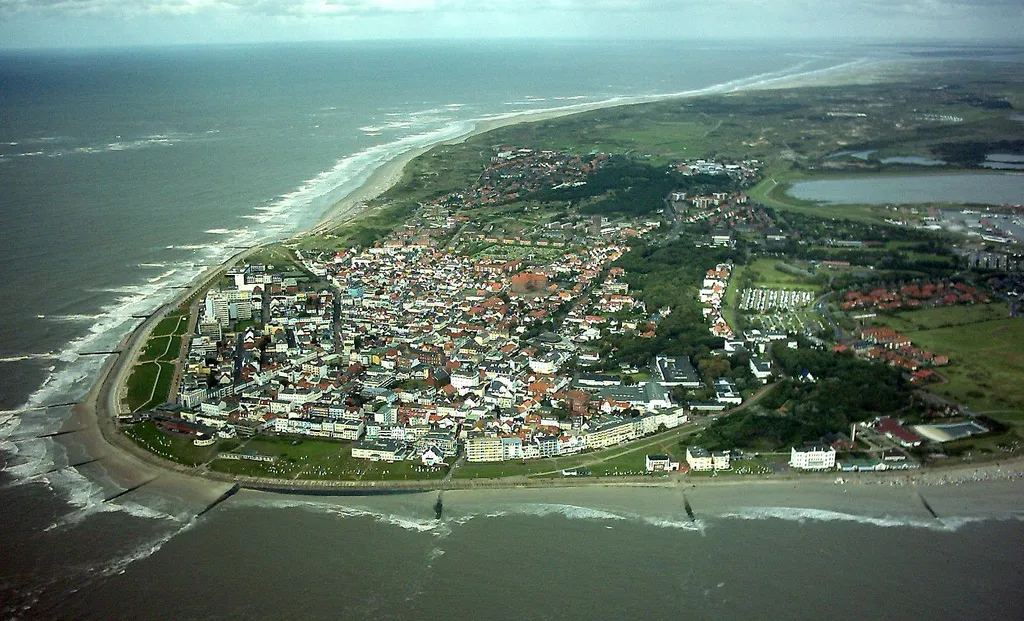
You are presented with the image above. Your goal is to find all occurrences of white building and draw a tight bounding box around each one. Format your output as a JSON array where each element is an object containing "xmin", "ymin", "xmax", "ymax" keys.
[
  {"xmin": 528, "ymin": 351, "xmax": 564, "ymax": 375},
  {"xmin": 749, "ymin": 357, "xmax": 773, "ymax": 382},
  {"xmin": 466, "ymin": 436, "xmax": 503, "ymax": 462},
  {"xmin": 645, "ymin": 454, "xmax": 680, "ymax": 472},
  {"xmin": 686, "ymin": 446, "xmax": 714, "ymax": 471},
  {"xmin": 790, "ymin": 445, "xmax": 837, "ymax": 470},
  {"xmin": 450, "ymin": 370, "xmax": 481, "ymax": 393}
]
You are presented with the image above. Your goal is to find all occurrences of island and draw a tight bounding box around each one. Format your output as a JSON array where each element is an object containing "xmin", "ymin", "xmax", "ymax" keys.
[{"xmin": 82, "ymin": 58, "xmax": 1024, "ymax": 496}]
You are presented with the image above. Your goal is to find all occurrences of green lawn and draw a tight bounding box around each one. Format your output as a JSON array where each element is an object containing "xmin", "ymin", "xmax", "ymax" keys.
[
  {"xmin": 139, "ymin": 336, "xmax": 170, "ymax": 361},
  {"xmin": 455, "ymin": 423, "xmax": 702, "ymax": 479},
  {"xmin": 209, "ymin": 457, "xmax": 309, "ymax": 479},
  {"xmin": 359, "ymin": 461, "xmax": 449, "ymax": 481},
  {"xmin": 739, "ymin": 257, "xmax": 821, "ymax": 291},
  {"xmin": 139, "ymin": 335, "xmax": 175, "ymax": 362},
  {"xmin": 210, "ymin": 439, "xmax": 450, "ymax": 481},
  {"xmin": 151, "ymin": 313, "xmax": 188, "ymax": 337},
  {"xmin": 125, "ymin": 421, "xmax": 220, "ymax": 466},
  {"xmin": 890, "ymin": 313, "xmax": 1024, "ymax": 422},
  {"xmin": 211, "ymin": 436, "xmax": 351, "ymax": 478},
  {"xmin": 126, "ymin": 362, "xmax": 175, "ymax": 412},
  {"xmin": 870, "ymin": 302, "xmax": 1009, "ymax": 333}
]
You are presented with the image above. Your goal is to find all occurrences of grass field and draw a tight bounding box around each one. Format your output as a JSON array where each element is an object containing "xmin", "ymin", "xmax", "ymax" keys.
[
  {"xmin": 455, "ymin": 423, "xmax": 702, "ymax": 479},
  {"xmin": 126, "ymin": 362, "xmax": 175, "ymax": 412},
  {"xmin": 127, "ymin": 310, "xmax": 190, "ymax": 411},
  {"xmin": 209, "ymin": 437, "xmax": 449, "ymax": 481},
  {"xmin": 125, "ymin": 421, "xmax": 220, "ymax": 466},
  {"xmin": 867, "ymin": 305, "xmax": 1024, "ymax": 422},
  {"xmin": 211, "ymin": 436, "xmax": 351, "ymax": 478},
  {"xmin": 737, "ymin": 257, "xmax": 821, "ymax": 291},
  {"xmin": 150, "ymin": 312, "xmax": 188, "ymax": 338},
  {"xmin": 870, "ymin": 302, "xmax": 1009, "ymax": 333}
]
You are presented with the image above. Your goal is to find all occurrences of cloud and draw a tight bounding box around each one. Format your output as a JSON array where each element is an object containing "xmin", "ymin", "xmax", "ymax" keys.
[{"xmin": 2, "ymin": 0, "xmax": 1018, "ymax": 20}]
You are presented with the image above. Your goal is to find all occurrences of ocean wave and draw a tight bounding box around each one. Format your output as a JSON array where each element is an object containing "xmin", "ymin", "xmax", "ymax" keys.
[
  {"xmin": 146, "ymin": 269, "xmax": 177, "ymax": 283},
  {"xmin": 0, "ymin": 353, "xmax": 60, "ymax": 363},
  {"xmin": 91, "ymin": 519, "xmax": 198, "ymax": 578},
  {"xmin": 470, "ymin": 503, "xmax": 706, "ymax": 533},
  {"xmin": 236, "ymin": 497, "xmax": 450, "ymax": 536},
  {"xmin": 165, "ymin": 243, "xmax": 215, "ymax": 251},
  {"xmin": 246, "ymin": 119, "xmax": 476, "ymax": 232},
  {"xmin": 42, "ymin": 467, "xmax": 184, "ymax": 532},
  {"xmin": 718, "ymin": 506, "xmax": 989, "ymax": 531},
  {"xmin": 473, "ymin": 58, "xmax": 873, "ymax": 130},
  {"xmin": 20, "ymin": 264, "xmax": 203, "ymax": 410},
  {"xmin": 239, "ymin": 496, "xmax": 705, "ymax": 535},
  {"xmin": 2, "ymin": 132, "xmax": 213, "ymax": 160}
]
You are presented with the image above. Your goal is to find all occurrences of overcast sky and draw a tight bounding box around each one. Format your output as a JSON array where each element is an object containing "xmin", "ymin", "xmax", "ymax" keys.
[{"xmin": 0, "ymin": 0, "xmax": 1021, "ymax": 49}]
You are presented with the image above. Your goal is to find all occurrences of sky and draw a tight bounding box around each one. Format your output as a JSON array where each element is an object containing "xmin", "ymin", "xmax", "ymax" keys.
[{"xmin": 0, "ymin": 0, "xmax": 1021, "ymax": 49}]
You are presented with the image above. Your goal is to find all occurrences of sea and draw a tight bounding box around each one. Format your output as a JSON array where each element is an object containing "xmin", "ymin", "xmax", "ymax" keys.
[{"xmin": 1, "ymin": 41, "xmax": 1022, "ymax": 619}]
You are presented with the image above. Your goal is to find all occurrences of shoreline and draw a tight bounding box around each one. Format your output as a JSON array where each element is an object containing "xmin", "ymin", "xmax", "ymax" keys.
[{"xmin": 62, "ymin": 55, "xmax": 1024, "ymax": 515}]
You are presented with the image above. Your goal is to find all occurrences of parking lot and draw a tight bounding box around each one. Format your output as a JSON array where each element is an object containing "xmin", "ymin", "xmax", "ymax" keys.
[
  {"xmin": 740, "ymin": 288, "xmax": 814, "ymax": 312},
  {"xmin": 747, "ymin": 308, "xmax": 825, "ymax": 337}
]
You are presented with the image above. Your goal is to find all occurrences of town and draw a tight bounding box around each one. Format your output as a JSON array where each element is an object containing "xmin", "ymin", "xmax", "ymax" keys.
[{"xmin": 120, "ymin": 140, "xmax": 1022, "ymax": 482}]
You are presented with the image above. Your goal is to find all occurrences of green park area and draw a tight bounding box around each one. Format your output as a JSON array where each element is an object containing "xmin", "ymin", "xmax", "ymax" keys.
[
  {"xmin": 126, "ymin": 362, "xmax": 176, "ymax": 412},
  {"xmin": 126, "ymin": 311, "xmax": 189, "ymax": 412},
  {"xmin": 125, "ymin": 421, "xmax": 223, "ymax": 467},
  {"xmin": 208, "ymin": 437, "xmax": 448, "ymax": 481}
]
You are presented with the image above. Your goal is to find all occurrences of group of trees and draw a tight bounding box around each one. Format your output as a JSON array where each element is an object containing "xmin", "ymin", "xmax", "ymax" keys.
[
  {"xmin": 532, "ymin": 157, "xmax": 739, "ymax": 217},
  {"xmin": 697, "ymin": 345, "xmax": 914, "ymax": 451},
  {"xmin": 591, "ymin": 238, "xmax": 739, "ymax": 368}
]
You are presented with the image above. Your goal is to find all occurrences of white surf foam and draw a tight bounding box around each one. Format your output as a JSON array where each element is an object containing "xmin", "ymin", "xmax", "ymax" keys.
[
  {"xmin": 237, "ymin": 497, "xmax": 450, "ymax": 535},
  {"xmin": 0, "ymin": 353, "xmax": 60, "ymax": 363},
  {"xmin": 41, "ymin": 466, "xmax": 183, "ymax": 532},
  {"xmin": 146, "ymin": 269, "xmax": 177, "ymax": 283},
  {"xmin": 92, "ymin": 519, "xmax": 198, "ymax": 578},
  {"xmin": 472, "ymin": 503, "xmax": 705, "ymax": 532},
  {"xmin": 719, "ymin": 506, "xmax": 988, "ymax": 532},
  {"xmin": 165, "ymin": 243, "xmax": 215, "ymax": 251}
]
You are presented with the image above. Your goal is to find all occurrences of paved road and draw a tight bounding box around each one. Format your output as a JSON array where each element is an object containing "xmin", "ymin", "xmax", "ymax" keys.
[{"xmin": 814, "ymin": 291, "xmax": 843, "ymax": 341}]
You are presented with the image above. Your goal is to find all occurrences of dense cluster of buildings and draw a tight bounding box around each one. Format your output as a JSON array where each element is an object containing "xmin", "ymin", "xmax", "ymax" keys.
[
  {"xmin": 674, "ymin": 158, "xmax": 762, "ymax": 184},
  {"xmin": 830, "ymin": 326, "xmax": 950, "ymax": 380},
  {"xmin": 840, "ymin": 281, "xmax": 989, "ymax": 312},
  {"xmin": 699, "ymin": 263, "xmax": 735, "ymax": 338},
  {"xmin": 168, "ymin": 182, "xmax": 696, "ymax": 465}
]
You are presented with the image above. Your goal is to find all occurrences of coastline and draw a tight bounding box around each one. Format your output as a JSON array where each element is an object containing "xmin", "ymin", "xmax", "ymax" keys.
[{"xmin": 62, "ymin": 55, "xmax": 1024, "ymax": 518}]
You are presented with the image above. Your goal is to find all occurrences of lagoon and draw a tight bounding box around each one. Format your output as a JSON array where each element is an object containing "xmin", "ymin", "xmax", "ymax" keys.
[{"xmin": 788, "ymin": 173, "xmax": 1024, "ymax": 205}]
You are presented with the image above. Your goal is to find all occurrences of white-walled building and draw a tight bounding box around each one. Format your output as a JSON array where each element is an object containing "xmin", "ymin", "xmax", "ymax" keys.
[
  {"xmin": 686, "ymin": 446, "xmax": 714, "ymax": 471},
  {"xmin": 790, "ymin": 445, "xmax": 837, "ymax": 470}
]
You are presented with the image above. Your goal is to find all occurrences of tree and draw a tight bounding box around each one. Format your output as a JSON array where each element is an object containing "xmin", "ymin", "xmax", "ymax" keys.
[{"xmin": 698, "ymin": 357, "xmax": 731, "ymax": 382}]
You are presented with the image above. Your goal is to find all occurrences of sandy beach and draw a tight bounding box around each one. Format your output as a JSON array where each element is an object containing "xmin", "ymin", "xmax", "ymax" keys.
[{"xmin": 57, "ymin": 54, "xmax": 1024, "ymax": 520}]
